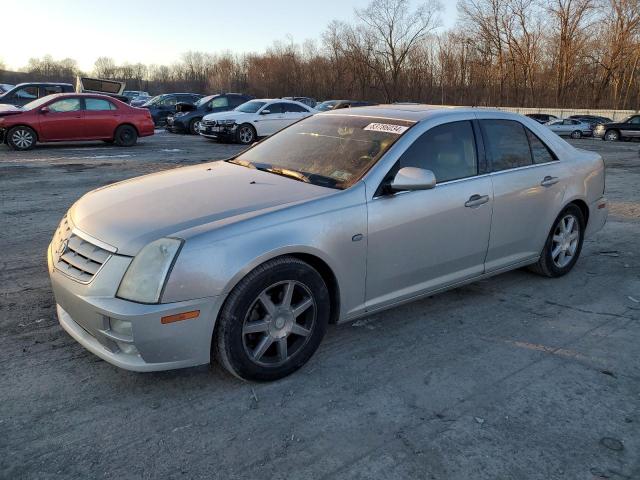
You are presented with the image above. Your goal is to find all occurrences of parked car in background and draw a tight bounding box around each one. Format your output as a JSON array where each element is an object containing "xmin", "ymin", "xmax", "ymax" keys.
[
  {"xmin": 142, "ymin": 93, "xmax": 203, "ymax": 126},
  {"xmin": 282, "ymin": 96, "xmax": 317, "ymax": 108},
  {"xmin": 0, "ymin": 93, "xmax": 154, "ymax": 150},
  {"xmin": 594, "ymin": 114, "xmax": 640, "ymax": 141},
  {"xmin": 199, "ymin": 99, "xmax": 315, "ymax": 144},
  {"xmin": 0, "ymin": 84, "xmax": 14, "ymax": 94},
  {"xmin": 130, "ymin": 94, "xmax": 153, "ymax": 107},
  {"xmin": 315, "ymin": 100, "xmax": 377, "ymax": 111},
  {"xmin": 166, "ymin": 93, "xmax": 252, "ymax": 134},
  {"xmin": 123, "ymin": 90, "xmax": 150, "ymax": 100},
  {"xmin": 568, "ymin": 115, "xmax": 612, "ymax": 129},
  {"xmin": 0, "ymin": 82, "xmax": 74, "ymax": 107},
  {"xmin": 47, "ymin": 106, "xmax": 607, "ymax": 380},
  {"xmin": 545, "ymin": 118, "xmax": 592, "ymax": 138},
  {"xmin": 526, "ymin": 113, "xmax": 558, "ymax": 124}
]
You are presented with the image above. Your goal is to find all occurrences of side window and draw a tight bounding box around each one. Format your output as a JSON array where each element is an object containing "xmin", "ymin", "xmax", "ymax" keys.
[
  {"xmin": 285, "ymin": 103, "xmax": 308, "ymax": 113},
  {"xmin": 48, "ymin": 98, "xmax": 81, "ymax": 112},
  {"xmin": 42, "ymin": 86, "xmax": 63, "ymax": 96},
  {"xmin": 525, "ymin": 129, "xmax": 557, "ymax": 164},
  {"xmin": 15, "ymin": 87, "xmax": 38, "ymax": 99},
  {"xmin": 228, "ymin": 96, "xmax": 246, "ymax": 107},
  {"xmin": 209, "ymin": 96, "xmax": 229, "ymax": 109},
  {"xmin": 481, "ymin": 120, "xmax": 532, "ymax": 171},
  {"xmin": 85, "ymin": 98, "xmax": 115, "ymax": 111},
  {"xmin": 629, "ymin": 116, "xmax": 640, "ymax": 125},
  {"xmin": 398, "ymin": 121, "xmax": 478, "ymax": 183},
  {"xmin": 161, "ymin": 96, "xmax": 177, "ymax": 106},
  {"xmin": 264, "ymin": 103, "xmax": 283, "ymax": 114}
]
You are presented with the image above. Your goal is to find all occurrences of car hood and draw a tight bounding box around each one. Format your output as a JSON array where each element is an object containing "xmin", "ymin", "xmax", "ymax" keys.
[
  {"xmin": 0, "ymin": 104, "xmax": 24, "ymax": 116},
  {"xmin": 70, "ymin": 161, "xmax": 335, "ymax": 256},
  {"xmin": 202, "ymin": 110, "xmax": 251, "ymax": 121}
]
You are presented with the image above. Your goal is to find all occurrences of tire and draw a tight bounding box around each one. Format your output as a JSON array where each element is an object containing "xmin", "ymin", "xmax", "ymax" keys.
[
  {"xmin": 529, "ymin": 204, "xmax": 585, "ymax": 278},
  {"xmin": 235, "ymin": 123, "xmax": 256, "ymax": 145},
  {"xmin": 570, "ymin": 130, "xmax": 582, "ymax": 139},
  {"xmin": 214, "ymin": 256, "xmax": 330, "ymax": 381},
  {"xmin": 604, "ymin": 129, "xmax": 620, "ymax": 141},
  {"xmin": 114, "ymin": 125, "xmax": 138, "ymax": 147},
  {"xmin": 7, "ymin": 126, "xmax": 36, "ymax": 151},
  {"xmin": 189, "ymin": 118, "xmax": 202, "ymax": 135}
]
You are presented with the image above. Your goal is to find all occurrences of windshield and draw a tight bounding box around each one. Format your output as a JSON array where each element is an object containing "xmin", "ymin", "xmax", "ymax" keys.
[
  {"xmin": 230, "ymin": 114, "xmax": 414, "ymax": 189},
  {"xmin": 235, "ymin": 101, "xmax": 266, "ymax": 113},
  {"xmin": 143, "ymin": 95, "xmax": 163, "ymax": 106},
  {"xmin": 23, "ymin": 97, "xmax": 54, "ymax": 111},
  {"xmin": 196, "ymin": 95, "xmax": 216, "ymax": 107},
  {"xmin": 315, "ymin": 101, "xmax": 339, "ymax": 112}
]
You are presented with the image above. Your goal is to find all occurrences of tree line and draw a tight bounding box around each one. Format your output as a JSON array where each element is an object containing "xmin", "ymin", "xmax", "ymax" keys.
[{"xmin": 2, "ymin": 0, "xmax": 639, "ymax": 109}]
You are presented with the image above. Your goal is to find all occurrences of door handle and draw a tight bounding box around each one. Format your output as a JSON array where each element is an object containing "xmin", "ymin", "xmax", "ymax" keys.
[
  {"xmin": 541, "ymin": 176, "xmax": 559, "ymax": 187},
  {"xmin": 465, "ymin": 194, "xmax": 489, "ymax": 208}
]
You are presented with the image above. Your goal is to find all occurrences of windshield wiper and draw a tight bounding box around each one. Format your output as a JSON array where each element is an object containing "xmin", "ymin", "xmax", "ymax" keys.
[
  {"xmin": 228, "ymin": 158, "xmax": 257, "ymax": 169},
  {"xmin": 264, "ymin": 167, "xmax": 311, "ymax": 183}
]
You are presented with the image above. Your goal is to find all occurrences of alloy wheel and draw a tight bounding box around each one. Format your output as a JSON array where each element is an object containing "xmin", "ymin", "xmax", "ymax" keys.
[
  {"xmin": 12, "ymin": 129, "xmax": 34, "ymax": 149},
  {"xmin": 551, "ymin": 214, "xmax": 580, "ymax": 268},
  {"xmin": 242, "ymin": 280, "xmax": 316, "ymax": 367},
  {"xmin": 239, "ymin": 126, "xmax": 254, "ymax": 144},
  {"xmin": 605, "ymin": 130, "xmax": 619, "ymax": 141}
]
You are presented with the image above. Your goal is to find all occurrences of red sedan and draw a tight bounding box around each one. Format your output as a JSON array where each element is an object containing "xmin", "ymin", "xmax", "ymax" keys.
[{"xmin": 0, "ymin": 93, "xmax": 155, "ymax": 150}]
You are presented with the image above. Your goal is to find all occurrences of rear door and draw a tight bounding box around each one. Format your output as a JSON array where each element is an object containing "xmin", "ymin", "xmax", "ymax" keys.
[
  {"xmin": 83, "ymin": 97, "xmax": 120, "ymax": 139},
  {"xmin": 38, "ymin": 97, "xmax": 85, "ymax": 141},
  {"xmin": 480, "ymin": 118, "xmax": 567, "ymax": 271},
  {"xmin": 282, "ymin": 103, "xmax": 310, "ymax": 125}
]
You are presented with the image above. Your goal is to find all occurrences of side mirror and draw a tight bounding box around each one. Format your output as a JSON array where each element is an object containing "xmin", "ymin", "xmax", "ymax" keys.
[
  {"xmin": 40, "ymin": 106, "xmax": 50, "ymax": 114},
  {"xmin": 389, "ymin": 167, "xmax": 436, "ymax": 192},
  {"xmin": 260, "ymin": 109, "xmax": 271, "ymax": 115}
]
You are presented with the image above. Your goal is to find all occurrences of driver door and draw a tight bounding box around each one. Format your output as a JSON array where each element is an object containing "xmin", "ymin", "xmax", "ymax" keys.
[
  {"xmin": 38, "ymin": 97, "xmax": 85, "ymax": 141},
  {"xmin": 256, "ymin": 103, "xmax": 287, "ymax": 136},
  {"xmin": 365, "ymin": 120, "xmax": 493, "ymax": 311}
]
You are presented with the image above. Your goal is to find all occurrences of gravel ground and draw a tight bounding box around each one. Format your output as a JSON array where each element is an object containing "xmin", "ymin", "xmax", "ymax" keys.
[{"xmin": 1, "ymin": 133, "xmax": 639, "ymax": 479}]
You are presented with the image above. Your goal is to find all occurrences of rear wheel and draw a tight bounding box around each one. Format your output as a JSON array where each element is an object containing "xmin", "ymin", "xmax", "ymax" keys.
[
  {"xmin": 530, "ymin": 204, "xmax": 585, "ymax": 278},
  {"xmin": 570, "ymin": 130, "xmax": 582, "ymax": 139},
  {"xmin": 214, "ymin": 256, "xmax": 330, "ymax": 381},
  {"xmin": 7, "ymin": 126, "xmax": 36, "ymax": 151},
  {"xmin": 604, "ymin": 129, "xmax": 620, "ymax": 141},
  {"xmin": 236, "ymin": 123, "xmax": 256, "ymax": 145},
  {"xmin": 114, "ymin": 125, "xmax": 138, "ymax": 147}
]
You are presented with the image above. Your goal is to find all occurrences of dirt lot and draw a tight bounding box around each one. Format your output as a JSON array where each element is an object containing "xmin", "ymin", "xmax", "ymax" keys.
[{"xmin": 1, "ymin": 133, "xmax": 639, "ymax": 479}]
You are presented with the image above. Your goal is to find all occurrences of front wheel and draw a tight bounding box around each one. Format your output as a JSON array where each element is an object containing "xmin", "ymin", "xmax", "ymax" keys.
[
  {"xmin": 214, "ymin": 256, "xmax": 330, "ymax": 381},
  {"xmin": 7, "ymin": 126, "xmax": 37, "ymax": 150},
  {"xmin": 235, "ymin": 123, "xmax": 256, "ymax": 145},
  {"xmin": 530, "ymin": 205, "xmax": 585, "ymax": 277},
  {"xmin": 114, "ymin": 125, "xmax": 138, "ymax": 147},
  {"xmin": 189, "ymin": 118, "xmax": 202, "ymax": 135},
  {"xmin": 570, "ymin": 130, "xmax": 582, "ymax": 139}
]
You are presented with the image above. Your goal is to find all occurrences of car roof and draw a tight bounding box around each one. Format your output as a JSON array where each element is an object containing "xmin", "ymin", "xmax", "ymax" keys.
[
  {"xmin": 36, "ymin": 93, "xmax": 126, "ymax": 101},
  {"xmin": 14, "ymin": 82, "xmax": 74, "ymax": 87}
]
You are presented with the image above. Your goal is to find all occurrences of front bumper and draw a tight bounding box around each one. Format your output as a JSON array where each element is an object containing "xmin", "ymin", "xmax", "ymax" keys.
[
  {"xmin": 198, "ymin": 123, "xmax": 237, "ymax": 140},
  {"xmin": 165, "ymin": 116, "xmax": 188, "ymax": 133},
  {"xmin": 48, "ymin": 242, "xmax": 223, "ymax": 372},
  {"xmin": 593, "ymin": 128, "xmax": 606, "ymax": 139}
]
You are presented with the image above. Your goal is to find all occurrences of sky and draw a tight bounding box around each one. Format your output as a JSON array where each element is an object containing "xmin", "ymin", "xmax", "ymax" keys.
[{"xmin": 1, "ymin": 0, "xmax": 457, "ymax": 71}]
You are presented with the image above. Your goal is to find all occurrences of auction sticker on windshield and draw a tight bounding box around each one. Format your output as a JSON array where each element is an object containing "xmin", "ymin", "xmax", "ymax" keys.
[{"xmin": 364, "ymin": 123, "xmax": 409, "ymax": 134}]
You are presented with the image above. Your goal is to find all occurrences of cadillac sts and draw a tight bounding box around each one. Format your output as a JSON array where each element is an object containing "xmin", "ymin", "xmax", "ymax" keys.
[{"xmin": 48, "ymin": 105, "xmax": 608, "ymax": 381}]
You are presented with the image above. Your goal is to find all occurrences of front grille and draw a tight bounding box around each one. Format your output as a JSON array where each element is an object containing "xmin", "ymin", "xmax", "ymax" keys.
[
  {"xmin": 52, "ymin": 216, "xmax": 112, "ymax": 283},
  {"xmin": 203, "ymin": 119, "xmax": 216, "ymax": 127}
]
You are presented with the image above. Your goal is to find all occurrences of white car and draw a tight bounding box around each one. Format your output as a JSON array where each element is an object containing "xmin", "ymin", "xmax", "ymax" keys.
[
  {"xmin": 199, "ymin": 99, "xmax": 315, "ymax": 144},
  {"xmin": 545, "ymin": 118, "xmax": 593, "ymax": 139}
]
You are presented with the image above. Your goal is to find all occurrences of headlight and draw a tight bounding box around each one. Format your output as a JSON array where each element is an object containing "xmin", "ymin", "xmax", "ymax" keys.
[
  {"xmin": 117, "ymin": 238, "xmax": 183, "ymax": 304},
  {"xmin": 217, "ymin": 119, "xmax": 236, "ymax": 125}
]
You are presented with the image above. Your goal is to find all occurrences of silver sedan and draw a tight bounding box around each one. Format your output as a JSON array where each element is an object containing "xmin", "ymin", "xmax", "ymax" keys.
[
  {"xmin": 48, "ymin": 106, "xmax": 608, "ymax": 381},
  {"xmin": 545, "ymin": 118, "xmax": 593, "ymax": 138}
]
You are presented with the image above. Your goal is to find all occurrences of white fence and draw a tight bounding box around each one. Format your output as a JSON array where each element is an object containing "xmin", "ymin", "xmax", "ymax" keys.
[{"xmin": 496, "ymin": 107, "xmax": 638, "ymax": 121}]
